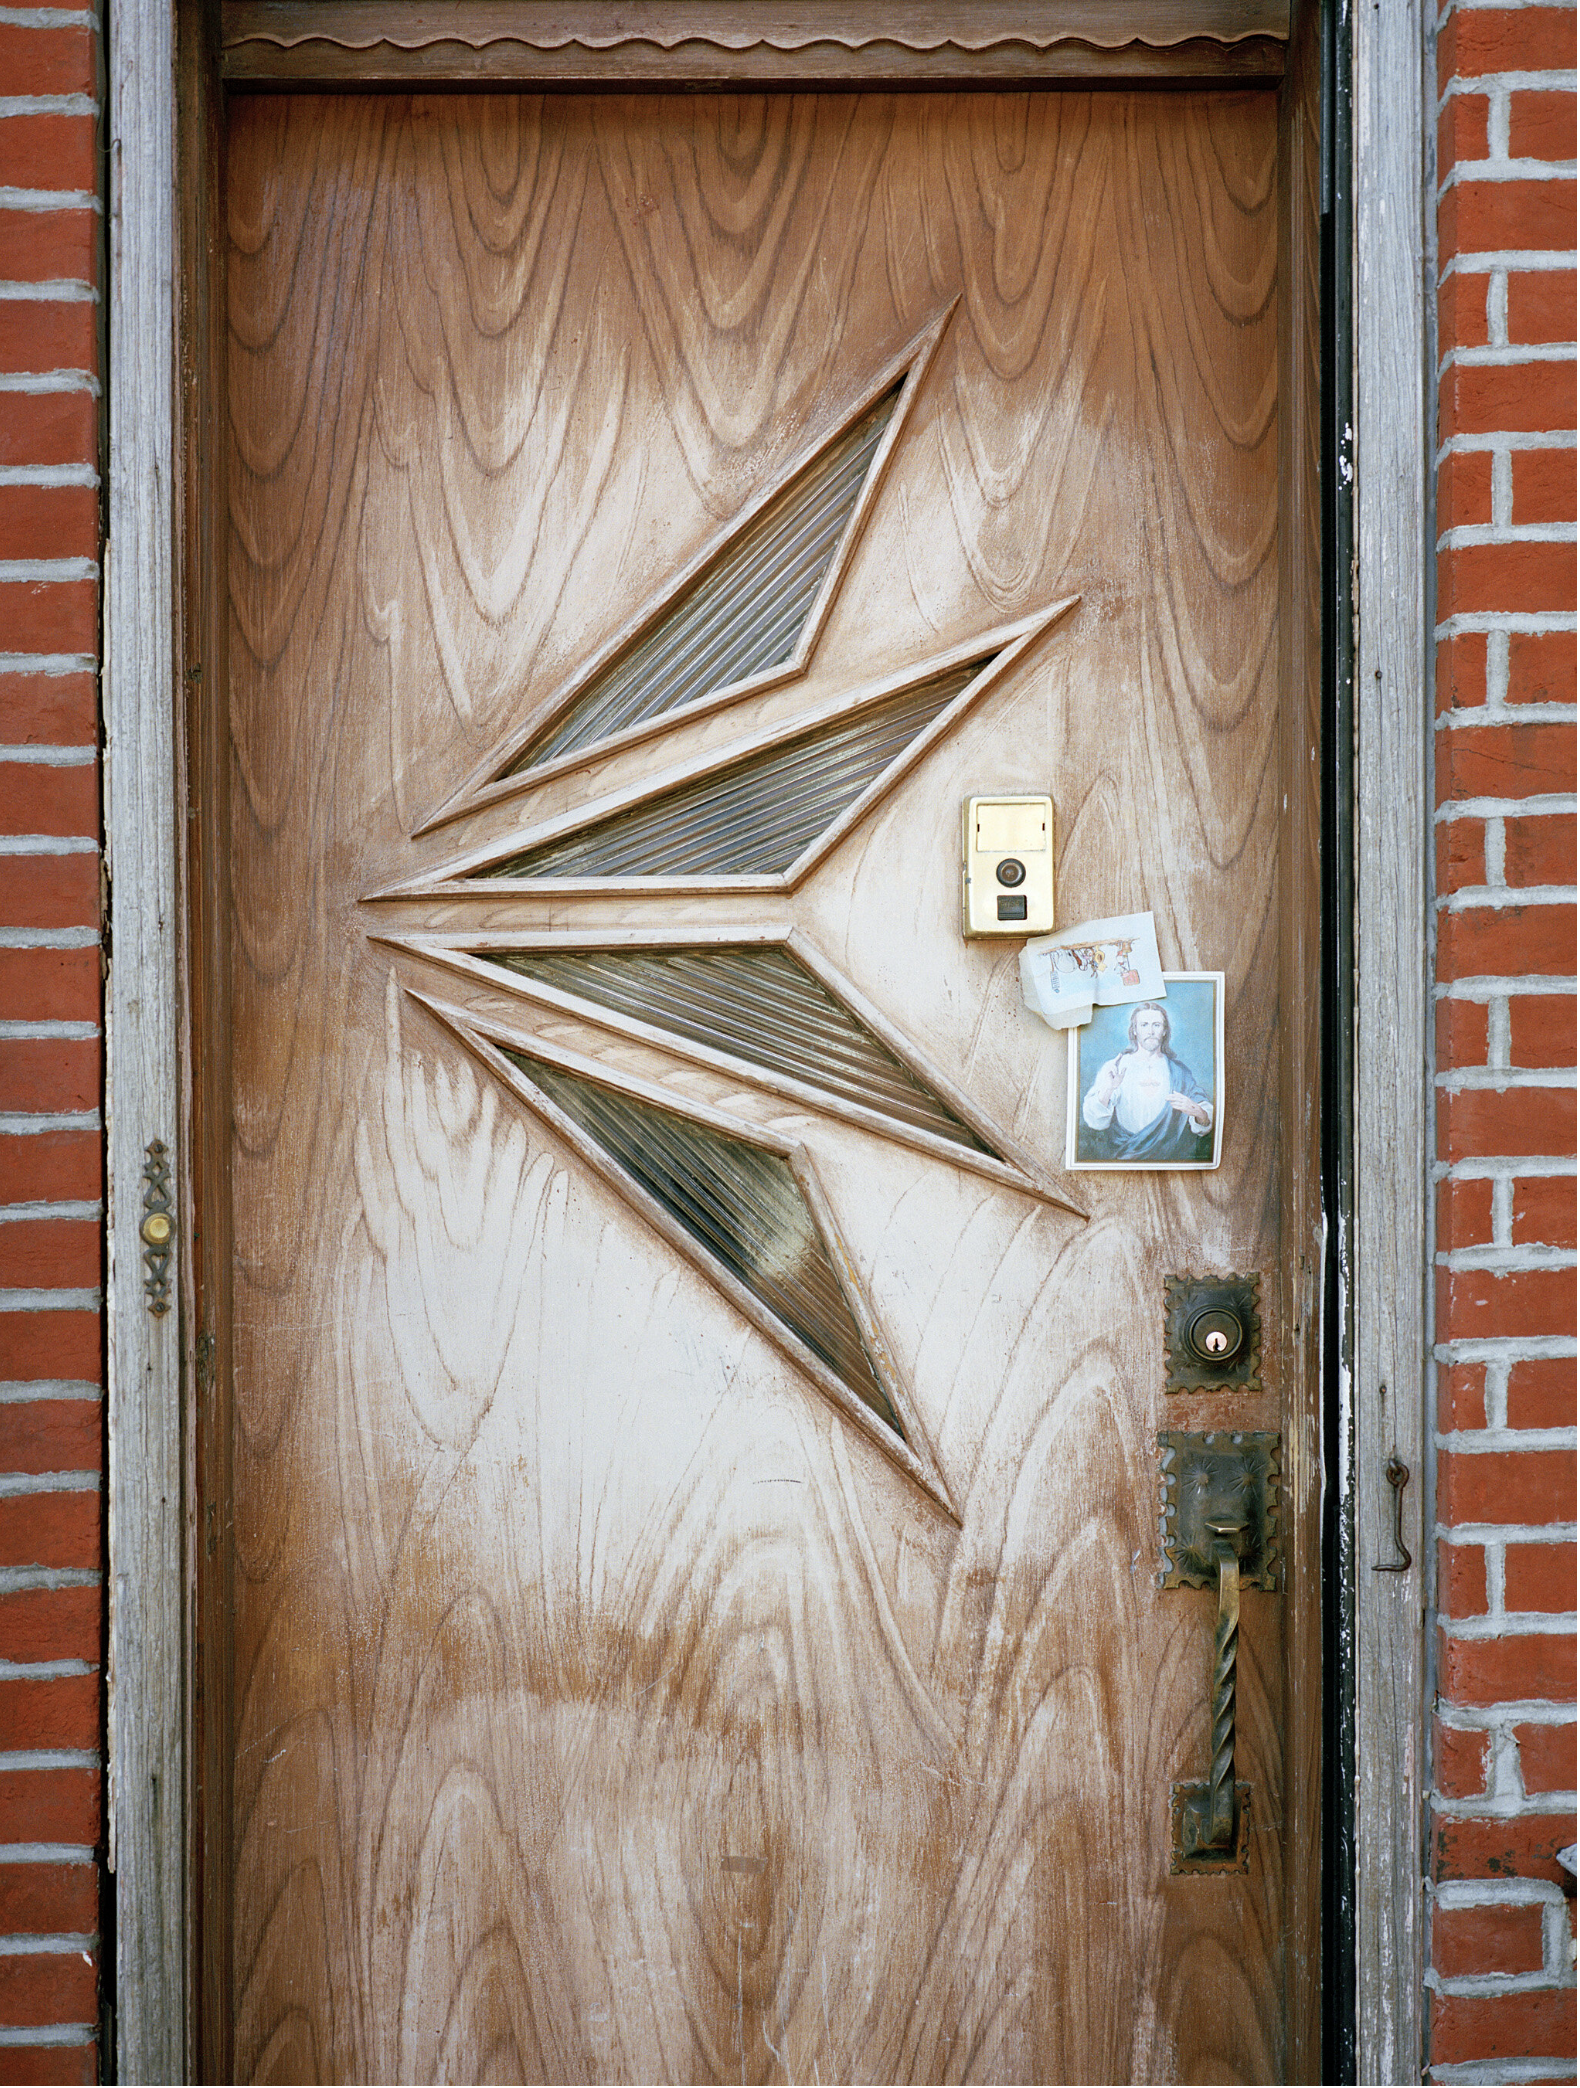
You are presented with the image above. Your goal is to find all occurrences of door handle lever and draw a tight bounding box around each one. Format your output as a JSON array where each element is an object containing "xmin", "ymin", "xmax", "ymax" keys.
[
  {"xmin": 1185, "ymin": 1523, "xmax": 1244, "ymax": 1857},
  {"xmin": 1159, "ymin": 1430, "xmax": 1280, "ymax": 1875}
]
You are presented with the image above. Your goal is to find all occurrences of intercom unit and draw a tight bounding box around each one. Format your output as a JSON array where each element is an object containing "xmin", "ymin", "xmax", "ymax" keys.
[{"xmin": 961, "ymin": 795, "xmax": 1055, "ymax": 938}]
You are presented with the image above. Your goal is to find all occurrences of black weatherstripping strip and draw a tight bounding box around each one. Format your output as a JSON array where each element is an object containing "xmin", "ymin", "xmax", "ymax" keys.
[{"xmin": 1320, "ymin": 0, "xmax": 1359, "ymax": 2076}]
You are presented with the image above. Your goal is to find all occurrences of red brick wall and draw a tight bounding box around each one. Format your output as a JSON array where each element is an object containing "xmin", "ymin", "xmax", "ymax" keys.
[
  {"xmin": 0, "ymin": 4, "xmax": 106, "ymax": 2081},
  {"xmin": 1432, "ymin": 1, "xmax": 1578, "ymax": 2078}
]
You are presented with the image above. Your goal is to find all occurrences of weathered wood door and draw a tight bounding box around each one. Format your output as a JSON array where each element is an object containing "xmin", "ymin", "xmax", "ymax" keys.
[{"xmin": 204, "ymin": 81, "xmax": 1322, "ymax": 2084}]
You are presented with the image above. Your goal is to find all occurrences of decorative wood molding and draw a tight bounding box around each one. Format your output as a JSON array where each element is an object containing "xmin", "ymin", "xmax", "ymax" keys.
[
  {"xmin": 221, "ymin": 1, "xmax": 1289, "ymax": 87},
  {"xmin": 105, "ymin": 0, "xmax": 186, "ymax": 2077},
  {"xmin": 1352, "ymin": 0, "xmax": 1431, "ymax": 2074}
]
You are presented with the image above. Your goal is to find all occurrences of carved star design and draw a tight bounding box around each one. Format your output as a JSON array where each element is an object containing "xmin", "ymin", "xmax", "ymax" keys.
[{"xmin": 366, "ymin": 308, "xmax": 1082, "ymax": 1517}]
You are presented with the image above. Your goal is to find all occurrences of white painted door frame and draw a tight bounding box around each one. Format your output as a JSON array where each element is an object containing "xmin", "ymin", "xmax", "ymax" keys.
[{"xmin": 101, "ymin": 3, "xmax": 1430, "ymax": 2077}]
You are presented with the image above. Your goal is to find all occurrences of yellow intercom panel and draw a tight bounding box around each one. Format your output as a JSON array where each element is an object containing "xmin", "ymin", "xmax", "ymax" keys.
[{"xmin": 961, "ymin": 795, "xmax": 1055, "ymax": 938}]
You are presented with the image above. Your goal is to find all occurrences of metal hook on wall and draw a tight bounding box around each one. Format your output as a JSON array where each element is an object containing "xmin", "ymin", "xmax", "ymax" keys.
[{"xmin": 1373, "ymin": 1453, "xmax": 1412, "ymax": 1573}]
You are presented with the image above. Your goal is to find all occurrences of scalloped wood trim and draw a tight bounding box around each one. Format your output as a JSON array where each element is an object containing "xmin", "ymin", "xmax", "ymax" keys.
[{"xmin": 221, "ymin": 2, "xmax": 1289, "ymax": 88}]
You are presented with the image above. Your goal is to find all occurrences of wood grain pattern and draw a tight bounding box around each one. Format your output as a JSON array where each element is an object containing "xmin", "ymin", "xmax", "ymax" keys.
[
  {"xmin": 220, "ymin": 2, "xmax": 1290, "ymax": 91},
  {"xmin": 104, "ymin": 0, "xmax": 186, "ymax": 2077},
  {"xmin": 1352, "ymin": 0, "xmax": 1431, "ymax": 2071},
  {"xmin": 214, "ymin": 88, "xmax": 1313, "ymax": 2082}
]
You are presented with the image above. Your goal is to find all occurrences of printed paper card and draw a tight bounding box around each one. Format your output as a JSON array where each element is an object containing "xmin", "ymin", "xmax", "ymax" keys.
[{"xmin": 1019, "ymin": 911, "xmax": 1167, "ymax": 1033}]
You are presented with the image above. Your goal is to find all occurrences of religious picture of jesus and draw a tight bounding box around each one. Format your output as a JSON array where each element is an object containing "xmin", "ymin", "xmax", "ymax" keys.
[{"xmin": 1066, "ymin": 973, "xmax": 1224, "ymax": 1171}]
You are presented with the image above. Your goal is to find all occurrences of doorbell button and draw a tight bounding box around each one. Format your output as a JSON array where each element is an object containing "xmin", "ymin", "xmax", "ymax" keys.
[
  {"xmin": 997, "ymin": 895, "xmax": 1028, "ymax": 921},
  {"xmin": 996, "ymin": 857, "xmax": 1026, "ymax": 888}
]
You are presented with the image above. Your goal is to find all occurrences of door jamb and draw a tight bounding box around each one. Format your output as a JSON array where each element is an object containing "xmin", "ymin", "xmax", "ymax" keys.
[{"xmin": 101, "ymin": 5, "xmax": 1432, "ymax": 2077}]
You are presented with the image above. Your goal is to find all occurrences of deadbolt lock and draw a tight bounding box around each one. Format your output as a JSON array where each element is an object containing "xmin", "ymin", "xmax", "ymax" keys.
[{"xmin": 1164, "ymin": 1273, "xmax": 1261, "ymax": 1393}]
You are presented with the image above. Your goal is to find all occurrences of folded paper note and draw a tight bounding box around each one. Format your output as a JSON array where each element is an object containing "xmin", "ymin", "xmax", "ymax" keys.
[{"xmin": 1020, "ymin": 911, "xmax": 1167, "ymax": 1032}]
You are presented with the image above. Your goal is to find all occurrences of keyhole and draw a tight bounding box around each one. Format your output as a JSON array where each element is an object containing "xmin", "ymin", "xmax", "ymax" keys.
[{"xmin": 1186, "ymin": 1306, "xmax": 1244, "ymax": 1365}]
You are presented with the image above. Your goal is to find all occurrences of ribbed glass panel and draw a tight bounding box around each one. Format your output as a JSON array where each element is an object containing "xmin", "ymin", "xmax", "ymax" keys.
[
  {"xmin": 508, "ymin": 388, "xmax": 901, "ymax": 773},
  {"xmin": 511, "ymin": 1050, "xmax": 902, "ymax": 1436},
  {"xmin": 485, "ymin": 945, "xmax": 989, "ymax": 1154},
  {"xmin": 483, "ymin": 664, "xmax": 982, "ymax": 880}
]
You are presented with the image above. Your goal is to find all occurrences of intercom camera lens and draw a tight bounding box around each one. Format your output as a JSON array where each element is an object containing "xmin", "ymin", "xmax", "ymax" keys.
[{"xmin": 996, "ymin": 857, "xmax": 1026, "ymax": 888}]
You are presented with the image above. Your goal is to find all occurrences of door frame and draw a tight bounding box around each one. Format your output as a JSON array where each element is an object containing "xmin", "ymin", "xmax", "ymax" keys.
[{"xmin": 100, "ymin": 3, "xmax": 1429, "ymax": 2078}]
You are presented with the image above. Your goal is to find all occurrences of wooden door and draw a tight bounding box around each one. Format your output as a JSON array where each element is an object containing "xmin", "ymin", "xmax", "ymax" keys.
[{"xmin": 204, "ymin": 83, "xmax": 1322, "ymax": 2084}]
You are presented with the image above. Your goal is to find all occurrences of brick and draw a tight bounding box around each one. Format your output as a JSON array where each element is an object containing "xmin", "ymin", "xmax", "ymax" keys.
[
  {"xmin": 0, "ymin": 671, "xmax": 98, "ymax": 748},
  {"xmin": 1437, "ymin": 903, "xmax": 1577, "ymax": 978},
  {"xmin": 0, "ymin": 1861, "xmax": 97, "ymax": 1935},
  {"xmin": 0, "ymin": 579, "xmax": 98, "ymax": 658},
  {"xmin": 1431, "ymin": 1989, "xmax": 1578, "ymax": 2069},
  {"xmin": 1512, "ymin": 447, "xmax": 1578, "ymax": 525},
  {"xmin": 0, "ymin": 853, "xmax": 99, "ymax": 931},
  {"xmin": 1440, "ymin": 1360, "xmax": 1488, "ymax": 1432},
  {"xmin": 0, "ymin": 1949, "xmax": 97, "ymax": 2030},
  {"xmin": 1508, "ymin": 269, "xmax": 1578, "ymax": 348},
  {"xmin": 0, "ymin": 1766, "xmax": 98, "ymax": 1845},
  {"xmin": 1516, "ymin": 1720, "xmax": 1577, "ymax": 1795},
  {"xmin": 0, "ymin": 1674, "xmax": 98, "ymax": 1751},
  {"xmin": 0, "ymin": 486, "xmax": 99, "ymax": 564},
  {"xmin": 0, "ymin": 1130, "xmax": 101, "ymax": 1206},
  {"xmin": 1436, "ymin": 993, "xmax": 1489, "ymax": 1064},
  {"xmin": 1438, "ymin": 721, "xmax": 1577, "ymax": 802},
  {"xmin": 1439, "ymin": 1174, "xmax": 1495, "ymax": 1251},
  {"xmin": 1438, "ymin": 1265, "xmax": 1577, "ymax": 1341},
  {"xmin": 1440, "ymin": 1446, "xmax": 1577, "ymax": 1526},
  {"xmin": 1439, "ymin": 1626, "xmax": 1576, "ymax": 1704},
  {"xmin": 1508, "ymin": 630, "xmax": 1577, "ymax": 706},
  {"xmin": 1439, "ymin": 447, "xmax": 1494, "ymax": 529},
  {"xmin": 1434, "ymin": 1718, "xmax": 1490, "ymax": 1799},
  {"xmin": 1440, "ymin": 93, "xmax": 1490, "ymax": 174},
  {"xmin": 0, "ymin": 764, "xmax": 97, "ymax": 839},
  {"xmin": 1439, "ymin": 7, "xmax": 1577, "ymax": 84},
  {"xmin": 1510, "ymin": 996, "xmax": 1578, "ymax": 1069},
  {"xmin": 0, "ymin": 1492, "xmax": 99, "ymax": 1572},
  {"xmin": 1438, "ymin": 541, "xmax": 1576, "ymax": 619},
  {"xmin": 0, "ymin": 1218, "xmax": 102, "ymax": 1292},
  {"xmin": 0, "ymin": 1039, "xmax": 99, "ymax": 1114},
  {"xmin": 0, "ymin": 113, "xmax": 98, "ymax": 195},
  {"xmin": 0, "ymin": 209, "xmax": 97, "ymax": 289},
  {"xmin": 1508, "ymin": 1356, "xmax": 1577, "ymax": 1430},
  {"xmin": 1434, "ymin": 1810, "xmax": 1574, "ymax": 1885},
  {"xmin": 1439, "ymin": 1539, "xmax": 1489, "ymax": 1617},
  {"xmin": 0, "ymin": 23, "xmax": 96, "ymax": 98},
  {"xmin": 1510, "ymin": 89, "xmax": 1579, "ymax": 164},
  {"xmin": 1505, "ymin": 814, "xmax": 1576, "ymax": 890},
  {"xmin": 0, "ymin": 947, "xmax": 98, "ymax": 1024},
  {"xmin": 1439, "ymin": 270, "xmax": 1491, "ymax": 354},
  {"xmin": 1437, "ymin": 629, "xmax": 1487, "ymax": 714},
  {"xmin": 1440, "ymin": 179, "xmax": 1578, "ymax": 259},
  {"xmin": 1435, "ymin": 1900, "xmax": 1545, "ymax": 1978},
  {"xmin": 0, "ymin": 1586, "xmax": 99, "ymax": 1666},
  {"xmin": 1439, "ymin": 1085, "xmax": 1577, "ymax": 1160},
  {"xmin": 0, "ymin": 2046, "xmax": 95, "ymax": 2085},
  {"xmin": 0, "ymin": 303, "xmax": 97, "ymax": 378},
  {"xmin": 1506, "ymin": 1541, "xmax": 1578, "ymax": 1614},
  {"xmin": 0, "ymin": 1400, "xmax": 100, "ymax": 1475},
  {"xmin": 0, "ymin": 391, "xmax": 96, "ymax": 473},
  {"xmin": 1513, "ymin": 1171, "xmax": 1579, "ymax": 1246},
  {"xmin": 0, "ymin": 1306, "xmax": 100, "ymax": 1379},
  {"xmin": 1441, "ymin": 360, "xmax": 1579, "ymax": 437}
]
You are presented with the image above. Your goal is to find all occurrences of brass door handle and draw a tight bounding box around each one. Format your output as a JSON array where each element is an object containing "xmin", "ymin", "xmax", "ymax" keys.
[
  {"xmin": 1159, "ymin": 1430, "xmax": 1281, "ymax": 1875},
  {"xmin": 1182, "ymin": 1524, "xmax": 1243, "ymax": 1858}
]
